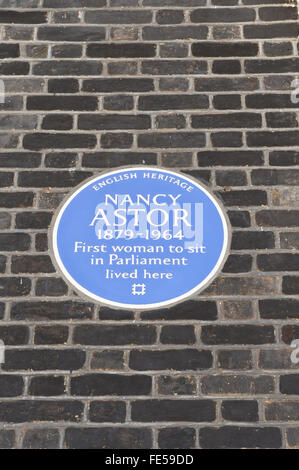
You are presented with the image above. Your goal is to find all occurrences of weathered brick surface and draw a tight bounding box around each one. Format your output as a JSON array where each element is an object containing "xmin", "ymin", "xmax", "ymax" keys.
[{"xmin": 0, "ymin": 0, "xmax": 298, "ymax": 449}]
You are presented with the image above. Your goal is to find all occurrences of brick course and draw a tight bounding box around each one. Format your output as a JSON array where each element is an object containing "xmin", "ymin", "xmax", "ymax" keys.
[{"xmin": 0, "ymin": 0, "xmax": 298, "ymax": 449}]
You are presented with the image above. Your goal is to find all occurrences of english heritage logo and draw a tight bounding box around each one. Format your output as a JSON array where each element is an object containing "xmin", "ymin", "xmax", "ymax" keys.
[{"xmin": 51, "ymin": 167, "xmax": 230, "ymax": 310}]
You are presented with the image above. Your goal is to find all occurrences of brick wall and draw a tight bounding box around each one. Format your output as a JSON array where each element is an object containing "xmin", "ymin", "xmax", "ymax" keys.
[{"xmin": 0, "ymin": 0, "xmax": 298, "ymax": 449}]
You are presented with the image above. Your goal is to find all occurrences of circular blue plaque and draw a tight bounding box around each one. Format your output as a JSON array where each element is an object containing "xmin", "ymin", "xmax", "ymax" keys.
[{"xmin": 51, "ymin": 167, "xmax": 230, "ymax": 310}]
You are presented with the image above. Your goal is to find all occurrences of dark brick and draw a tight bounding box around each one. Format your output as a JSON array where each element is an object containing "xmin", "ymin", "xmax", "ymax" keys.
[
  {"xmin": 283, "ymin": 277, "xmax": 299, "ymax": 295},
  {"xmin": 11, "ymin": 301, "xmax": 93, "ymax": 321},
  {"xmin": 29, "ymin": 376, "xmax": 65, "ymax": 396},
  {"xmin": 15, "ymin": 211, "xmax": 52, "ymax": 229},
  {"xmin": 231, "ymin": 231, "xmax": 275, "ymax": 250},
  {"xmin": 211, "ymin": 132, "xmax": 243, "ymax": 147},
  {"xmin": 90, "ymin": 351, "xmax": 125, "ymax": 370},
  {"xmin": 0, "ymin": 326, "xmax": 29, "ymax": 345},
  {"xmin": 74, "ymin": 325, "xmax": 156, "ymax": 345},
  {"xmin": 0, "ymin": 152, "xmax": 41, "ymax": 168},
  {"xmin": 192, "ymin": 42, "xmax": 258, "ymax": 57},
  {"xmin": 195, "ymin": 77, "xmax": 259, "ymax": 92},
  {"xmin": 267, "ymin": 111, "xmax": 298, "ymax": 128},
  {"xmin": 264, "ymin": 42, "xmax": 293, "ymax": 57},
  {"xmin": 0, "ymin": 62, "xmax": 29, "ymax": 75},
  {"xmin": 0, "ymin": 173, "xmax": 13, "ymax": 187},
  {"xmin": 256, "ymin": 211, "xmax": 299, "ymax": 227},
  {"xmin": 0, "ymin": 376, "xmax": 24, "ymax": 397},
  {"xmin": 79, "ymin": 114, "xmax": 150, "ymax": 130},
  {"xmin": 0, "ymin": 430, "xmax": 15, "ymax": 449},
  {"xmin": 197, "ymin": 151, "xmax": 264, "ymax": 167},
  {"xmin": 38, "ymin": 26, "xmax": 105, "ymax": 42},
  {"xmin": 221, "ymin": 400, "xmax": 258, "ymax": 422},
  {"xmin": 280, "ymin": 233, "xmax": 299, "ymax": 250},
  {"xmin": 103, "ymin": 95, "xmax": 134, "ymax": 111},
  {"xmin": 131, "ymin": 400, "xmax": 216, "ymax": 422},
  {"xmin": 45, "ymin": 152, "xmax": 77, "ymax": 168},
  {"xmin": 281, "ymin": 325, "xmax": 299, "ymax": 345},
  {"xmin": 18, "ymin": 171, "xmax": 92, "ymax": 187},
  {"xmin": 87, "ymin": 43, "xmax": 156, "ymax": 58},
  {"xmin": 0, "ymin": 44, "xmax": 20, "ymax": 59},
  {"xmin": 270, "ymin": 151, "xmax": 299, "ymax": 166},
  {"xmin": 192, "ymin": 113, "xmax": 261, "ymax": 129},
  {"xmin": 138, "ymin": 132, "xmax": 206, "ymax": 148},
  {"xmin": 245, "ymin": 58, "xmax": 299, "ymax": 74},
  {"xmin": 27, "ymin": 96, "xmax": 97, "ymax": 111},
  {"xmin": 244, "ymin": 23, "xmax": 298, "ymax": 39},
  {"xmin": 139, "ymin": 95, "xmax": 208, "ymax": 111},
  {"xmin": 0, "ymin": 233, "xmax": 30, "ymax": 251},
  {"xmin": 65, "ymin": 427, "xmax": 152, "ymax": 449},
  {"xmin": 218, "ymin": 350, "xmax": 253, "ymax": 370},
  {"xmin": 223, "ymin": 254, "xmax": 252, "ymax": 273},
  {"xmin": 0, "ymin": 11, "xmax": 47, "ymax": 24},
  {"xmin": 22, "ymin": 429, "xmax": 60, "ymax": 449},
  {"xmin": 43, "ymin": 0, "xmax": 106, "ymax": 6},
  {"xmin": 71, "ymin": 374, "xmax": 152, "ymax": 396},
  {"xmin": 156, "ymin": 10, "xmax": 184, "ymax": 24},
  {"xmin": 216, "ymin": 170, "xmax": 247, "ymax": 186},
  {"xmin": 83, "ymin": 78, "xmax": 154, "ymax": 93},
  {"xmin": 85, "ymin": 9, "xmax": 152, "ymax": 24},
  {"xmin": 0, "ymin": 400, "xmax": 83, "ymax": 423},
  {"xmin": 142, "ymin": 60, "xmax": 207, "ymax": 75},
  {"xmin": 48, "ymin": 78, "xmax": 79, "ymax": 94},
  {"xmin": 265, "ymin": 402, "xmax": 299, "ymax": 421},
  {"xmin": 35, "ymin": 326, "xmax": 69, "ymax": 345},
  {"xmin": 252, "ymin": 169, "xmax": 299, "ymax": 186},
  {"xmin": 3, "ymin": 349, "xmax": 85, "ymax": 371},
  {"xmin": 101, "ymin": 133, "xmax": 133, "ymax": 149},
  {"xmin": 42, "ymin": 115, "xmax": 73, "ymax": 131},
  {"xmin": 212, "ymin": 60, "xmax": 241, "ymax": 74},
  {"xmin": 213, "ymin": 95, "xmax": 242, "ymax": 110},
  {"xmin": 23, "ymin": 133, "xmax": 97, "ymax": 151},
  {"xmin": 257, "ymin": 254, "xmax": 299, "ymax": 272},
  {"xmin": 160, "ymin": 326, "xmax": 195, "ymax": 345},
  {"xmin": 129, "ymin": 349, "xmax": 213, "ymax": 371},
  {"xmin": 0, "ymin": 192, "xmax": 34, "ymax": 208},
  {"xmin": 160, "ymin": 43, "xmax": 188, "ymax": 58},
  {"xmin": 33, "ymin": 61, "xmax": 102, "ymax": 76},
  {"xmin": 218, "ymin": 190, "xmax": 267, "ymax": 207},
  {"xmin": 202, "ymin": 325, "xmax": 275, "ymax": 345},
  {"xmin": 143, "ymin": 26, "xmax": 208, "ymax": 41},
  {"xmin": 191, "ymin": 8, "xmax": 255, "ymax": 22},
  {"xmin": 260, "ymin": 299, "xmax": 299, "ymax": 320},
  {"xmin": 199, "ymin": 426, "xmax": 281, "ymax": 449},
  {"xmin": 158, "ymin": 428, "xmax": 195, "ymax": 449},
  {"xmin": 158, "ymin": 376, "xmax": 196, "ymax": 395},
  {"xmin": 201, "ymin": 375, "xmax": 275, "ymax": 395},
  {"xmin": 286, "ymin": 428, "xmax": 299, "ymax": 448},
  {"xmin": 259, "ymin": 6, "xmax": 298, "ymax": 21},
  {"xmin": 0, "ymin": 278, "xmax": 31, "ymax": 297},
  {"xmin": 11, "ymin": 255, "xmax": 54, "ymax": 274},
  {"xmin": 35, "ymin": 278, "xmax": 68, "ymax": 296},
  {"xmin": 156, "ymin": 114, "xmax": 186, "ymax": 129},
  {"xmin": 35, "ymin": 233, "xmax": 48, "ymax": 252},
  {"xmin": 52, "ymin": 45, "xmax": 82, "ymax": 58},
  {"xmin": 89, "ymin": 401, "xmax": 126, "ymax": 422},
  {"xmin": 142, "ymin": 300, "xmax": 217, "ymax": 321},
  {"xmin": 280, "ymin": 375, "xmax": 299, "ymax": 395},
  {"xmin": 82, "ymin": 152, "xmax": 156, "ymax": 168}
]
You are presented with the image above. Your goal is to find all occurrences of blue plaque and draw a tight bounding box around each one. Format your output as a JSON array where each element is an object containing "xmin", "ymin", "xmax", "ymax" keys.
[{"xmin": 51, "ymin": 167, "xmax": 230, "ymax": 310}]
